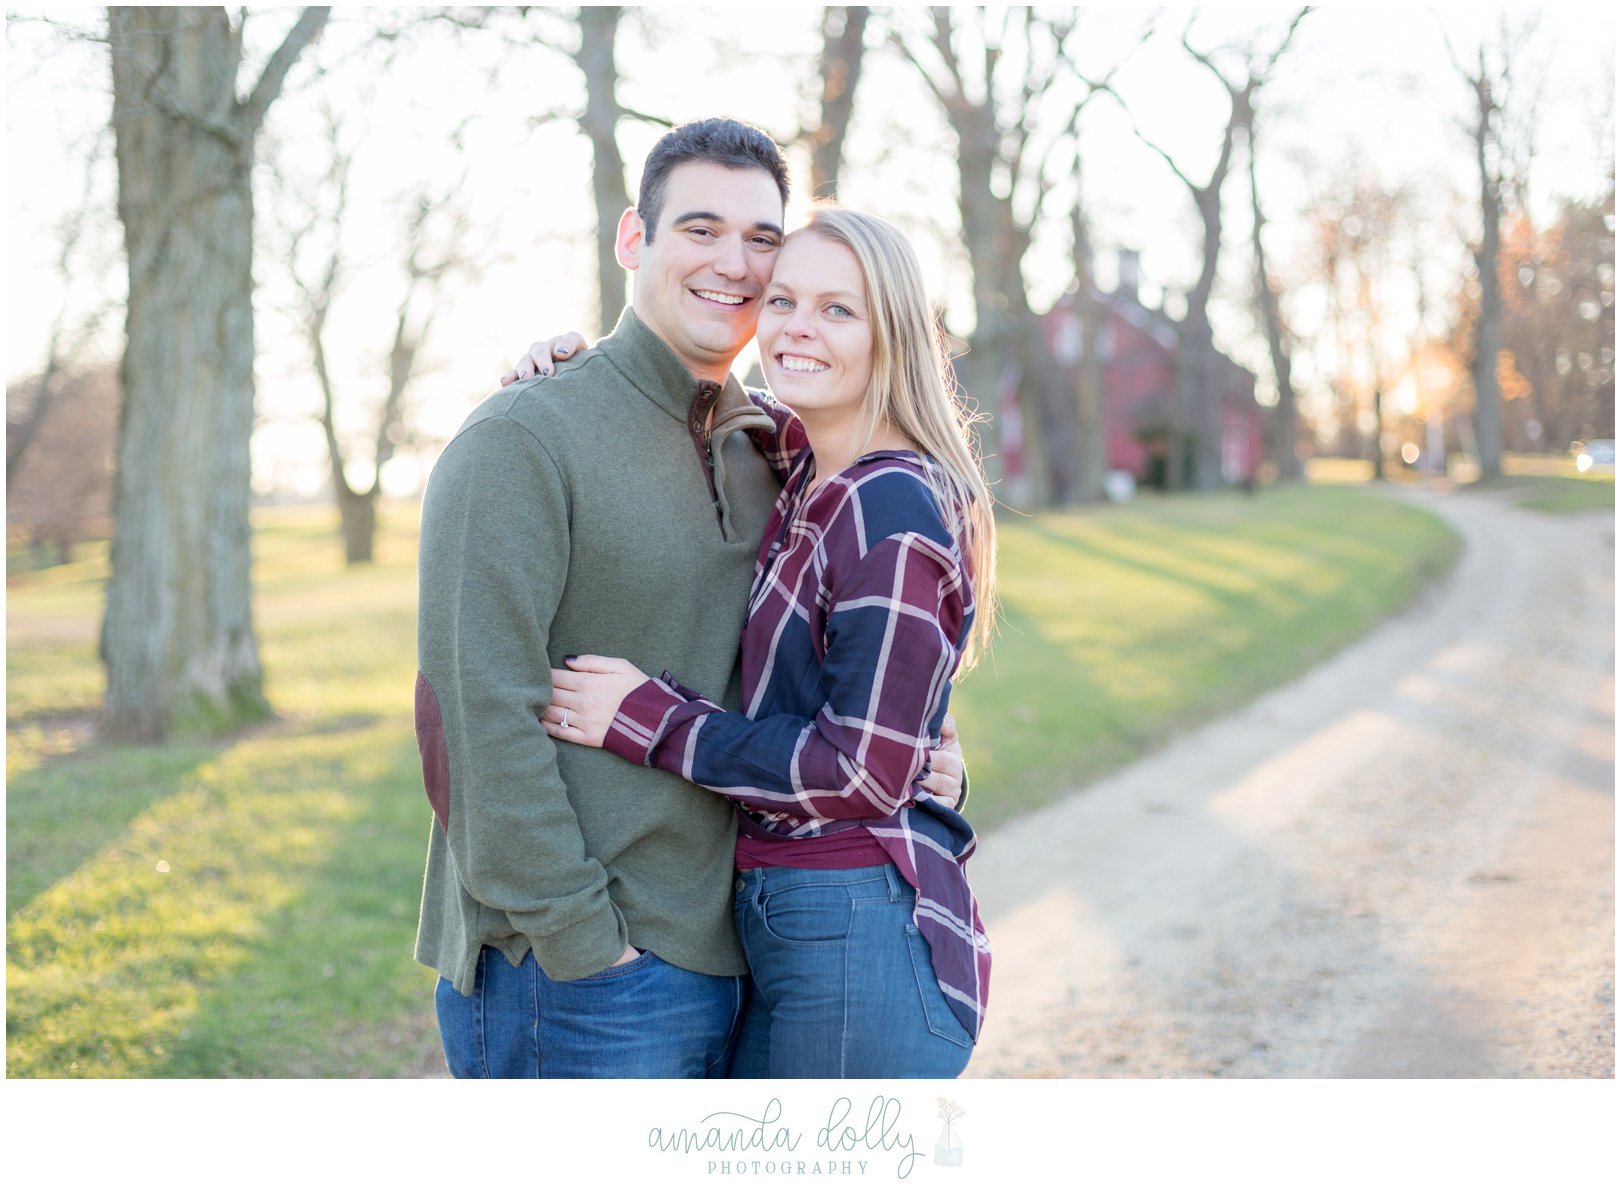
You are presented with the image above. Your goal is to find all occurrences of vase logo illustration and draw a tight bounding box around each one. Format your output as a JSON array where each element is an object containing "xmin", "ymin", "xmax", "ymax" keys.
[{"xmin": 933, "ymin": 1098, "xmax": 965, "ymax": 1167}]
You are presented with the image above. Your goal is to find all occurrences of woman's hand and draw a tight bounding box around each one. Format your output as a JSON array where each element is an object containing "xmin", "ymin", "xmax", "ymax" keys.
[
  {"xmin": 500, "ymin": 332, "xmax": 591, "ymax": 386},
  {"xmin": 919, "ymin": 711, "xmax": 966, "ymax": 809},
  {"xmin": 542, "ymin": 654, "xmax": 651, "ymax": 748}
]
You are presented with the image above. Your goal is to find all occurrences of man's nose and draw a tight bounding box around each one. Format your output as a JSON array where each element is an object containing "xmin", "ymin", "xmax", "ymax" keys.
[{"xmin": 713, "ymin": 234, "xmax": 748, "ymax": 279}]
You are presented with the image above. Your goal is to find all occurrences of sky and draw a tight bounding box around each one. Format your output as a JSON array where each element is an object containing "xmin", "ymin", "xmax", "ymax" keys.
[{"xmin": 4, "ymin": 4, "xmax": 1614, "ymax": 498}]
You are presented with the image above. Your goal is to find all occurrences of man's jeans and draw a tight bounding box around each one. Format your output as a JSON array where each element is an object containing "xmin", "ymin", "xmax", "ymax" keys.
[
  {"xmin": 435, "ymin": 946, "xmax": 743, "ymax": 1078},
  {"xmin": 730, "ymin": 863, "xmax": 974, "ymax": 1078}
]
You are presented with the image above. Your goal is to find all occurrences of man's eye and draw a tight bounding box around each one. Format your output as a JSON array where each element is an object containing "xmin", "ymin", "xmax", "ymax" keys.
[
  {"xmin": 750, "ymin": 236, "xmax": 781, "ymax": 248},
  {"xmin": 687, "ymin": 227, "xmax": 715, "ymax": 238}
]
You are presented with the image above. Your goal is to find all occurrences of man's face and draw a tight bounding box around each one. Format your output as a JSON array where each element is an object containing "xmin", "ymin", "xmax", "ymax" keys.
[{"xmin": 618, "ymin": 161, "xmax": 785, "ymax": 383}]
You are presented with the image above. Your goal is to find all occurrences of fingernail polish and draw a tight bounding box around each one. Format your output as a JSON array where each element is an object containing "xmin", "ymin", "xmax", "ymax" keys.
[
  {"xmin": 564, "ymin": 655, "xmax": 577, "ymax": 662},
  {"xmin": 541, "ymin": 367, "xmax": 551, "ymax": 376}
]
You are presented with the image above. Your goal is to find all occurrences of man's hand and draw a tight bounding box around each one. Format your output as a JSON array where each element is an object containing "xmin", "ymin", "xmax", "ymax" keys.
[
  {"xmin": 920, "ymin": 712, "xmax": 966, "ymax": 810},
  {"xmin": 500, "ymin": 332, "xmax": 591, "ymax": 386}
]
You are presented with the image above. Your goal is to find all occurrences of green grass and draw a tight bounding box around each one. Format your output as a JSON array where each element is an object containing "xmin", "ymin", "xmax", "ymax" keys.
[
  {"xmin": 951, "ymin": 485, "xmax": 1459, "ymax": 829},
  {"xmin": 7, "ymin": 504, "xmax": 439, "ymax": 1078},
  {"xmin": 6, "ymin": 486, "xmax": 1457, "ymax": 1077},
  {"xmin": 1302, "ymin": 450, "xmax": 1615, "ymax": 513},
  {"xmin": 1490, "ymin": 455, "xmax": 1616, "ymax": 513}
]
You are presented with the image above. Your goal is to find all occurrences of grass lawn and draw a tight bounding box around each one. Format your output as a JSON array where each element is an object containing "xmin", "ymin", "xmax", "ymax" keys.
[
  {"xmin": 953, "ymin": 484, "xmax": 1459, "ymax": 828},
  {"xmin": 1302, "ymin": 451, "xmax": 1615, "ymax": 513},
  {"xmin": 6, "ymin": 485, "xmax": 1457, "ymax": 1077},
  {"xmin": 1492, "ymin": 453, "xmax": 1615, "ymax": 513}
]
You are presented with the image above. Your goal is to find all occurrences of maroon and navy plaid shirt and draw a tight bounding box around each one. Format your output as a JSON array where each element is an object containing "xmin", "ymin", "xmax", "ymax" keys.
[{"xmin": 604, "ymin": 395, "xmax": 991, "ymax": 1041}]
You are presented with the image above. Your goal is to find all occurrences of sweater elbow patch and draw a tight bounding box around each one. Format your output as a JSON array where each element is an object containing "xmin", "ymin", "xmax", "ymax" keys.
[{"xmin": 415, "ymin": 672, "xmax": 451, "ymax": 831}]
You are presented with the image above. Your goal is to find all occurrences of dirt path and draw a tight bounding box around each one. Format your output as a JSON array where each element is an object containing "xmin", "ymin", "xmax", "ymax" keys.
[{"xmin": 966, "ymin": 486, "xmax": 1614, "ymax": 1078}]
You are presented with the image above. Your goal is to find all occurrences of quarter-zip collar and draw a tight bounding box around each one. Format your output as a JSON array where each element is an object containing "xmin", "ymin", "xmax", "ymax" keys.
[
  {"xmin": 597, "ymin": 308, "xmax": 776, "ymax": 543},
  {"xmin": 596, "ymin": 308, "xmax": 727, "ymax": 423}
]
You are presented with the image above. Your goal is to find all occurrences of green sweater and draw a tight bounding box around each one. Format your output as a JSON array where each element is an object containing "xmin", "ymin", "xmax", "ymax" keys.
[{"xmin": 413, "ymin": 309, "xmax": 781, "ymax": 993}]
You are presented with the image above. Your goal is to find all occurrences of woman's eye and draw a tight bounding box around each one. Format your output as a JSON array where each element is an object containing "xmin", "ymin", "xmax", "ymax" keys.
[
  {"xmin": 828, "ymin": 304, "xmax": 852, "ymax": 318},
  {"xmin": 767, "ymin": 296, "xmax": 793, "ymax": 310}
]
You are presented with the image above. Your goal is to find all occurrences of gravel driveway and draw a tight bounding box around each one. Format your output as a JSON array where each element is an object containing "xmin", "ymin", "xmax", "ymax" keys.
[{"xmin": 966, "ymin": 485, "xmax": 1614, "ymax": 1078}]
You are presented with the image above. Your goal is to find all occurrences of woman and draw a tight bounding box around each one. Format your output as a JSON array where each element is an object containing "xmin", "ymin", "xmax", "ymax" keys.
[{"xmin": 535, "ymin": 207, "xmax": 995, "ymax": 1078}]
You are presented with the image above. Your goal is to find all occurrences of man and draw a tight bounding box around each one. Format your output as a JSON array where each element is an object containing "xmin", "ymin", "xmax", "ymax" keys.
[{"xmin": 414, "ymin": 119, "xmax": 959, "ymax": 1079}]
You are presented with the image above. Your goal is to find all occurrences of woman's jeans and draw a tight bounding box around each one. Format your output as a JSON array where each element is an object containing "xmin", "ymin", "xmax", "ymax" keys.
[
  {"xmin": 730, "ymin": 863, "xmax": 974, "ymax": 1078},
  {"xmin": 435, "ymin": 946, "xmax": 742, "ymax": 1078}
]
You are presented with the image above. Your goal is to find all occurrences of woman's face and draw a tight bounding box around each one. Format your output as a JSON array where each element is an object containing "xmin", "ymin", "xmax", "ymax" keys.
[{"xmin": 755, "ymin": 232, "xmax": 874, "ymax": 430}]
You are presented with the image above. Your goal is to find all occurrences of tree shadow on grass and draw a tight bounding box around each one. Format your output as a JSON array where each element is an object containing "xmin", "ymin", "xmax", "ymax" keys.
[
  {"xmin": 5, "ymin": 711, "xmax": 387, "ymax": 916},
  {"xmin": 143, "ymin": 719, "xmax": 439, "ymax": 1077},
  {"xmin": 5, "ymin": 734, "xmax": 229, "ymax": 913},
  {"xmin": 1020, "ymin": 517, "xmax": 1271, "ymax": 618}
]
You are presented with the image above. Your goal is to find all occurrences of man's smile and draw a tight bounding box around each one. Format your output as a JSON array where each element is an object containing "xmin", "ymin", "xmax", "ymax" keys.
[{"xmin": 692, "ymin": 288, "xmax": 749, "ymax": 306}]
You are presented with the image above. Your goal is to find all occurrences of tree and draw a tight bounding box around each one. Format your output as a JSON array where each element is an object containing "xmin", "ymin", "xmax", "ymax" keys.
[
  {"xmin": 890, "ymin": 7, "xmax": 1124, "ymax": 506},
  {"xmin": 7, "ymin": 175, "xmax": 116, "ymax": 492},
  {"xmin": 436, "ymin": 6, "xmax": 669, "ymax": 336},
  {"xmin": 1244, "ymin": 102, "xmax": 1303, "ymax": 481},
  {"xmin": 6, "ymin": 364, "xmax": 119, "ymax": 567},
  {"xmin": 276, "ymin": 106, "xmax": 475, "ymax": 565},
  {"xmin": 1500, "ymin": 194, "xmax": 1617, "ymax": 449},
  {"xmin": 1106, "ymin": 10, "xmax": 1307, "ymax": 489},
  {"xmin": 1302, "ymin": 169, "xmax": 1417, "ymax": 476},
  {"xmin": 1442, "ymin": 17, "xmax": 1543, "ymax": 479},
  {"xmin": 573, "ymin": 6, "xmax": 634, "ymax": 335},
  {"xmin": 102, "ymin": 6, "xmax": 329, "ymax": 741},
  {"xmin": 802, "ymin": 6, "xmax": 870, "ymax": 199},
  {"xmin": 1064, "ymin": 146, "xmax": 1108, "ymax": 503}
]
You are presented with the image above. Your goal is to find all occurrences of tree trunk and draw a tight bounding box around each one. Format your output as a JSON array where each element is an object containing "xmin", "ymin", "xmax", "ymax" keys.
[
  {"xmin": 576, "ymin": 7, "xmax": 629, "ymax": 336},
  {"xmin": 1019, "ymin": 312, "xmax": 1077, "ymax": 502},
  {"xmin": 337, "ymin": 484, "xmax": 378, "ymax": 565},
  {"xmin": 809, "ymin": 6, "xmax": 868, "ymax": 199},
  {"xmin": 1371, "ymin": 387, "xmax": 1387, "ymax": 479},
  {"xmin": 950, "ymin": 108, "xmax": 1013, "ymax": 499},
  {"xmin": 953, "ymin": 109, "xmax": 1047, "ymax": 505},
  {"xmin": 102, "ymin": 6, "xmax": 326, "ymax": 741},
  {"xmin": 1248, "ymin": 124, "xmax": 1302, "ymax": 481},
  {"xmin": 1069, "ymin": 202, "xmax": 1107, "ymax": 503},
  {"xmin": 1472, "ymin": 73, "xmax": 1505, "ymax": 479},
  {"xmin": 1174, "ymin": 327, "xmax": 1224, "ymax": 492},
  {"xmin": 1181, "ymin": 171, "xmax": 1230, "ymax": 492}
]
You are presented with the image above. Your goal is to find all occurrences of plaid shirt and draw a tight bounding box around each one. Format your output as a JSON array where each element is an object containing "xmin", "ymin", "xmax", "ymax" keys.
[{"xmin": 605, "ymin": 396, "xmax": 991, "ymax": 1040}]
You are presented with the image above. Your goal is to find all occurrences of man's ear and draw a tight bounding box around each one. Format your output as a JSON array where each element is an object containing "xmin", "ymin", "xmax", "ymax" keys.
[{"xmin": 616, "ymin": 207, "xmax": 645, "ymax": 271}]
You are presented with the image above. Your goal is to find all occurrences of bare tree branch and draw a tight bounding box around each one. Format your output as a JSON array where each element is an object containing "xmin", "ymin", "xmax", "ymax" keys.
[
  {"xmin": 1099, "ymin": 81, "xmax": 1199, "ymax": 192},
  {"xmin": 238, "ymin": 6, "xmax": 331, "ymax": 140}
]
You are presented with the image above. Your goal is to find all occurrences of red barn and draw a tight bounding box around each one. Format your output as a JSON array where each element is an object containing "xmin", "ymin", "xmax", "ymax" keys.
[{"xmin": 1041, "ymin": 253, "xmax": 1266, "ymax": 489}]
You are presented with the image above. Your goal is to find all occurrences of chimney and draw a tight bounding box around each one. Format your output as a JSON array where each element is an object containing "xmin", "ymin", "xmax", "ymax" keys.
[{"xmin": 1116, "ymin": 249, "xmax": 1141, "ymax": 303}]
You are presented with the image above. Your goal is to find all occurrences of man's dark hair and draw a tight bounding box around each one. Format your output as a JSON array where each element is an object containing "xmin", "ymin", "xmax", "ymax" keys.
[{"xmin": 637, "ymin": 118, "xmax": 790, "ymax": 241}]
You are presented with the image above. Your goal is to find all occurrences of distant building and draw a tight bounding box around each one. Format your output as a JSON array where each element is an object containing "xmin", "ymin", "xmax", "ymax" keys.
[{"xmin": 1041, "ymin": 251, "xmax": 1265, "ymax": 488}]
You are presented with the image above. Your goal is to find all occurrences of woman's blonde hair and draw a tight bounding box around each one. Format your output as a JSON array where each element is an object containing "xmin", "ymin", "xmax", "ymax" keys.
[{"xmin": 796, "ymin": 204, "xmax": 997, "ymax": 671}]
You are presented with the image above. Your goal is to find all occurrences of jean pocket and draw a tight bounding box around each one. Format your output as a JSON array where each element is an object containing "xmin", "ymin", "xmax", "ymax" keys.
[
  {"xmin": 904, "ymin": 926, "xmax": 972, "ymax": 1049},
  {"xmin": 576, "ymin": 947, "xmax": 660, "ymax": 982},
  {"xmin": 759, "ymin": 883, "xmax": 854, "ymax": 944}
]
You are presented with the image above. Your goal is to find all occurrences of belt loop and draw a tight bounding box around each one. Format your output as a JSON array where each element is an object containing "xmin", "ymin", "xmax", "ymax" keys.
[{"xmin": 884, "ymin": 863, "xmax": 903, "ymax": 902}]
